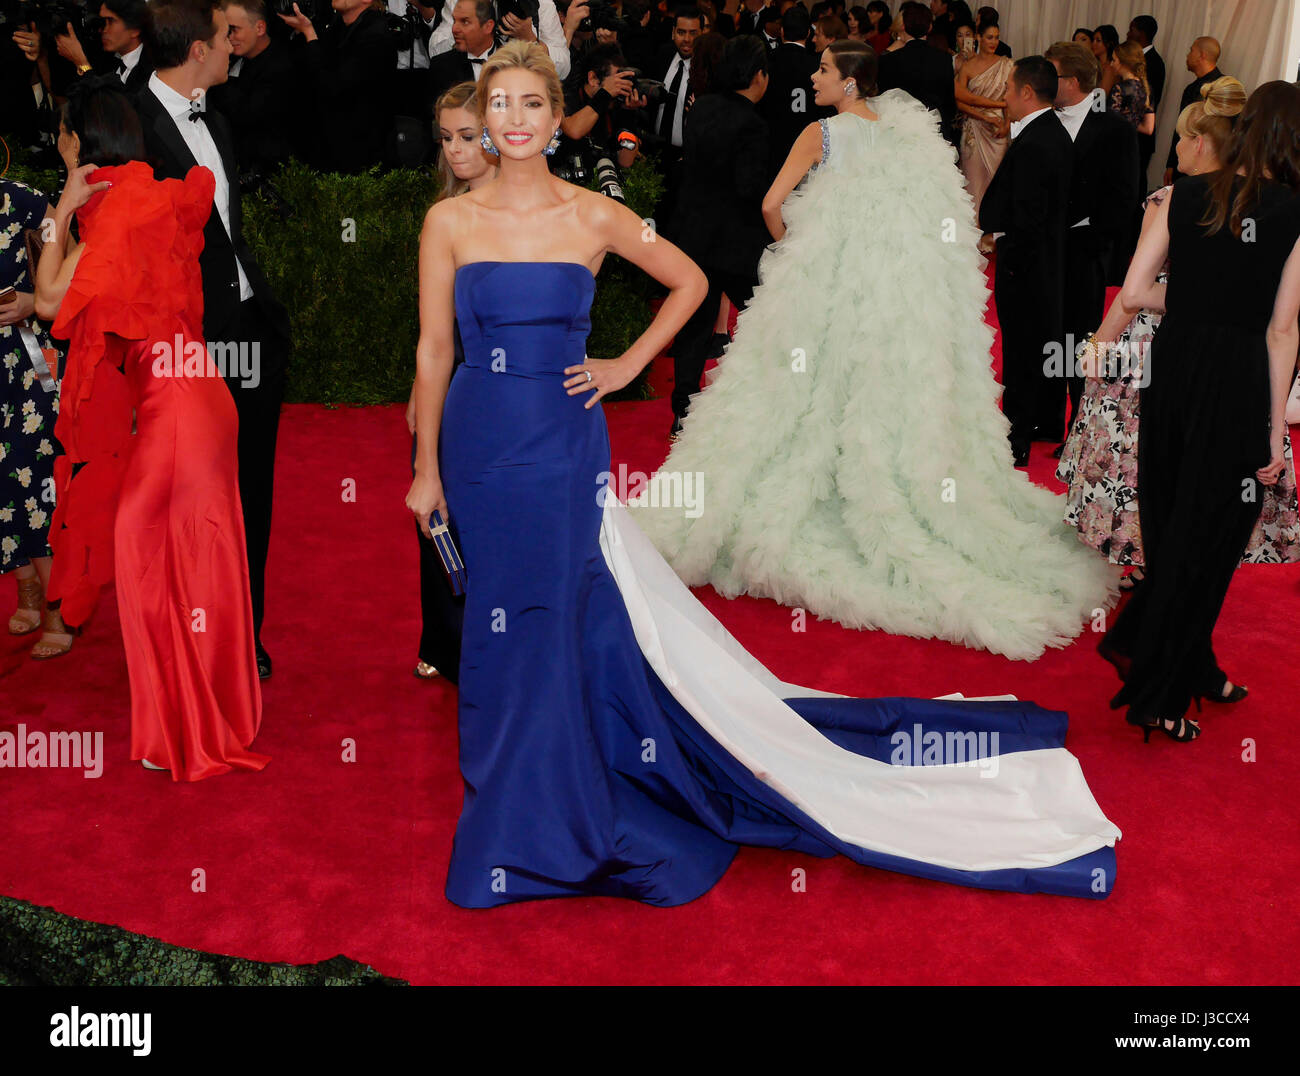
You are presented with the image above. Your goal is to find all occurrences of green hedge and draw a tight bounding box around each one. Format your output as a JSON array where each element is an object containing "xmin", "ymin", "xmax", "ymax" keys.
[
  {"xmin": 3, "ymin": 135, "xmax": 665, "ymax": 405},
  {"xmin": 242, "ymin": 158, "xmax": 664, "ymax": 404}
]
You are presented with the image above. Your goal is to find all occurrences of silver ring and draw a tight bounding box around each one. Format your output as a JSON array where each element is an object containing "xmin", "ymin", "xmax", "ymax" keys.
[{"xmin": 585, "ymin": 370, "xmax": 592, "ymax": 382}]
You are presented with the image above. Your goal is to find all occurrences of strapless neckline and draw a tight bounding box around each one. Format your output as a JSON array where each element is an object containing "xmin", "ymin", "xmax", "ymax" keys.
[{"xmin": 456, "ymin": 260, "xmax": 597, "ymax": 282}]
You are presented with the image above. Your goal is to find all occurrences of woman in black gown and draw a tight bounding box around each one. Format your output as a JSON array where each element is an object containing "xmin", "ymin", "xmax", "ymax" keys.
[{"xmin": 1089, "ymin": 81, "xmax": 1300, "ymax": 742}]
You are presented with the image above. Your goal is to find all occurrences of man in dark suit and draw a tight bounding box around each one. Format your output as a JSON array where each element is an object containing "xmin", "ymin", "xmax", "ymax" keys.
[
  {"xmin": 667, "ymin": 34, "xmax": 772, "ymax": 437},
  {"xmin": 759, "ymin": 5, "xmax": 832, "ymax": 173},
  {"xmin": 1046, "ymin": 42, "xmax": 1138, "ymax": 449},
  {"xmin": 878, "ymin": 2, "xmax": 956, "ymax": 144},
  {"xmin": 1162, "ymin": 36, "xmax": 1224, "ymax": 185},
  {"xmin": 134, "ymin": 0, "xmax": 291, "ymax": 678},
  {"xmin": 278, "ymin": 0, "xmax": 397, "ymax": 173},
  {"xmin": 649, "ymin": 5, "xmax": 701, "ymax": 242},
  {"xmin": 735, "ymin": 0, "xmax": 767, "ymax": 37},
  {"xmin": 1128, "ymin": 14, "xmax": 1165, "ymax": 189},
  {"xmin": 54, "ymin": 0, "xmax": 154, "ymax": 91},
  {"xmin": 427, "ymin": 0, "xmax": 498, "ymax": 105},
  {"xmin": 929, "ymin": 0, "xmax": 954, "ymax": 52},
  {"xmin": 979, "ymin": 57, "xmax": 1073, "ymax": 468},
  {"xmin": 208, "ymin": 0, "xmax": 296, "ymax": 175}
]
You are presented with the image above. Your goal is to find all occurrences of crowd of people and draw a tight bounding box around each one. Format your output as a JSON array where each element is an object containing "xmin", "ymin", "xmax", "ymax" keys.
[{"xmin": 2, "ymin": 0, "xmax": 1300, "ymax": 913}]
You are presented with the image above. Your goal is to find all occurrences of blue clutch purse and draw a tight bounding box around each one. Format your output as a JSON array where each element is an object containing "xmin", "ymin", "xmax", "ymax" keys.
[{"xmin": 429, "ymin": 510, "xmax": 467, "ymax": 596}]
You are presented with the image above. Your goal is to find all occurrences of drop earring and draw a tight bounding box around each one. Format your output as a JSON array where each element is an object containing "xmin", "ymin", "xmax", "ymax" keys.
[
  {"xmin": 480, "ymin": 127, "xmax": 499, "ymax": 155},
  {"xmin": 543, "ymin": 128, "xmax": 562, "ymax": 156},
  {"xmin": 844, "ymin": 79, "xmax": 856, "ymax": 97}
]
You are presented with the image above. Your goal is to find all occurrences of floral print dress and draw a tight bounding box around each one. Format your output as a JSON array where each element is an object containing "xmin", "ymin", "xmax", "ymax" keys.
[
  {"xmin": 1, "ymin": 180, "xmax": 61, "ymax": 572},
  {"xmin": 1057, "ymin": 186, "xmax": 1300, "ymax": 566}
]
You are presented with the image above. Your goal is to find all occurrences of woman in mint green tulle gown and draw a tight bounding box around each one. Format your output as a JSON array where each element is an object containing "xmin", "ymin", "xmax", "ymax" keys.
[{"xmin": 638, "ymin": 41, "xmax": 1119, "ymax": 662}]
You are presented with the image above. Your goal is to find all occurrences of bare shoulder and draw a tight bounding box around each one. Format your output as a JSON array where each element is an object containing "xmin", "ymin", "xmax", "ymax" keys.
[
  {"xmin": 422, "ymin": 195, "xmax": 462, "ymax": 238},
  {"xmin": 569, "ymin": 181, "xmax": 638, "ymax": 242}
]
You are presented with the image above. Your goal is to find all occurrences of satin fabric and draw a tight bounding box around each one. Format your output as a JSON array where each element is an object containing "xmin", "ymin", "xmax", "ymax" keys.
[
  {"xmin": 439, "ymin": 262, "xmax": 1118, "ymax": 907},
  {"xmin": 50, "ymin": 161, "xmax": 265, "ymax": 780}
]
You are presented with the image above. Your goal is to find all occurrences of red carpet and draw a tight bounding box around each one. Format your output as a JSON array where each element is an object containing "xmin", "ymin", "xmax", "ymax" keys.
[{"xmin": 4, "ymin": 272, "xmax": 1299, "ymax": 984}]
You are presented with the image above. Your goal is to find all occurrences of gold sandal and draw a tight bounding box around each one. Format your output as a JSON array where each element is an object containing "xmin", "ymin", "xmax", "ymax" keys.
[
  {"xmin": 31, "ymin": 607, "xmax": 78, "ymax": 660},
  {"xmin": 8, "ymin": 575, "xmax": 43, "ymax": 635},
  {"xmin": 414, "ymin": 661, "xmax": 441, "ymax": 679}
]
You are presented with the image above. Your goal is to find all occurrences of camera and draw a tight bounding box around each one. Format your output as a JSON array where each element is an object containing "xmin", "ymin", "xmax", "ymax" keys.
[
  {"xmin": 272, "ymin": 0, "xmax": 321, "ymax": 21},
  {"xmin": 497, "ymin": 0, "xmax": 540, "ymax": 24},
  {"xmin": 385, "ymin": 2, "xmax": 424, "ymax": 50},
  {"xmin": 2, "ymin": 0, "xmax": 103, "ymax": 39},
  {"xmin": 616, "ymin": 68, "xmax": 662, "ymax": 106},
  {"xmin": 550, "ymin": 136, "xmax": 625, "ymax": 204},
  {"xmin": 579, "ymin": 0, "xmax": 624, "ymax": 35}
]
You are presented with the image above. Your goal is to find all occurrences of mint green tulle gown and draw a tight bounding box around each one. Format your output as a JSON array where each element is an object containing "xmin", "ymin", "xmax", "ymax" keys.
[{"xmin": 638, "ymin": 93, "xmax": 1119, "ymax": 662}]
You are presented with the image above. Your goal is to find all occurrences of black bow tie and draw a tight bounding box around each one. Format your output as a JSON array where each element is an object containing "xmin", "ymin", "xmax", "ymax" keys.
[
  {"xmin": 115, "ymin": 58, "xmax": 126, "ymax": 74},
  {"xmin": 188, "ymin": 109, "xmax": 205, "ymax": 123}
]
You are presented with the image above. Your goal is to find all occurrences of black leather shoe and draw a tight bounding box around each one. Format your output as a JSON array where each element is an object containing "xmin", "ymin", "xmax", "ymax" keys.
[
  {"xmin": 256, "ymin": 643, "xmax": 272, "ymax": 680},
  {"xmin": 1012, "ymin": 444, "xmax": 1030, "ymax": 468},
  {"xmin": 669, "ymin": 417, "xmax": 683, "ymax": 443},
  {"xmin": 1051, "ymin": 442, "xmax": 1066, "ymax": 458}
]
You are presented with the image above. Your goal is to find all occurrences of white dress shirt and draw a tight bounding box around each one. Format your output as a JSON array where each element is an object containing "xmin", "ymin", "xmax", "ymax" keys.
[
  {"xmin": 117, "ymin": 42, "xmax": 143, "ymax": 83},
  {"xmin": 657, "ymin": 53, "xmax": 690, "ymax": 148},
  {"xmin": 428, "ymin": 0, "xmax": 570, "ymax": 79},
  {"xmin": 148, "ymin": 73, "xmax": 253, "ymax": 301},
  {"xmin": 387, "ymin": 0, "xmax": 437, "ymax": 69}
]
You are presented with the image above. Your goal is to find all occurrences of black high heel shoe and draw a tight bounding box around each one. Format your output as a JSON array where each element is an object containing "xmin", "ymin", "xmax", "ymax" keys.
[
  {"xmin": 1126, "ymin": 710, "xmax": 1201, "ymax": 743},
  {"xmin": 1193, "ymin": 672, "xmax": 1248, "ymax": 710}
]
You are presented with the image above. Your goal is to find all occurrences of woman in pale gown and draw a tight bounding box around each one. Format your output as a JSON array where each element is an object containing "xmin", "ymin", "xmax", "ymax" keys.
[{"xmin": 956, "ymin": 22, "xmax": 1012, "ymax": 217}]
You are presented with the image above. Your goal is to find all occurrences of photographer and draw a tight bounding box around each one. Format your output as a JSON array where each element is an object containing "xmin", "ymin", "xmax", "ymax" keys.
[
  {"xmin": 208, "ymin": 0, "xmax": 295, "ymax": 174},
  {"xmin": 427, "ymin": 0, "xmax": 570, "ymax": 78},
  {"xmin": 51, "ymin": 0, "xmax": 152, "ymax": 89},
  {"xmin": 558, "ymin": 41, "xmax": 646, "ymax": 170},
  {"xmin": 384, "ymin": 0, "xmax": 442, "ymax": 70},
  {"xmin": 279, "ymin": 0, "xmax": 397, "ymax": 173}
]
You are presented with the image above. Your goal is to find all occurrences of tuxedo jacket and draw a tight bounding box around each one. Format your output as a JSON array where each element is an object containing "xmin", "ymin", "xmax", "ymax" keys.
[
  {"xmin": 428, "ymin": 46, "xmax": 481, "ymax": 110},
  {"xmin": 1145, "ymin": 47, "xmax": 1166, "ymax": 108},
  {"xmin": 877, "ymin": 40, "xmax": 956, "ymax": 135},
  {"xmin": 759, "ymin": 42, "xmax": 833, "ymax": 170},
  {"xmin": 300, "ymin": 9, "xmax": 396, "ymax": 173},
  {"xmin": 100, "ymin": 52, "xmax": 154, "ymax": 94},
  {"xmin": 133, "ymin": 87, "xmax": 290, "ymax": 356},
  {"xmin": 208, "ymin": 43, "xmax": 297, "ymax": 175},
  {"xmin": 1067, "ymin": 107, "xmax": 1139, "ymax": 259},
  {"xmin": 980, "ymin": 109, "xmax": 1073, "ymax": 323},
  {"xmin": 675, "ymin": 91, "xmax": 772, "ymax": 279}
]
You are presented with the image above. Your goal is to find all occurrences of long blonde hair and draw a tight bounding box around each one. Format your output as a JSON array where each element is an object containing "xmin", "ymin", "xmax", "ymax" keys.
[
  {"xmin": 1175, "ymin": 76, "xmax": 1247, "ymax": 163},
  {"xmin": 435, "ymin": 81, "xmax": 487, "ymax": 202},
  {"xmin": 1113, "ymin": 40, "xmax": 1149, "ymax": 99}
]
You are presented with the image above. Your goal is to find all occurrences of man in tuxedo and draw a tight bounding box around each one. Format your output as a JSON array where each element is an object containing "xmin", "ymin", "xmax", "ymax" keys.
[
  {"xmin": 878, "ymin": 2, "xmax": 956, "ymax": 144},
  {"xmin": 134, "ymin": 0, "xmax": 291, "ymax": 679},
  {"xmin": 1046, "ymin": 42, "xmax": 1138, "ymax": 451},
  {"xmin": 650, "ymin": 5, "xmax": 701, "ymax": 241},
  {"xmin": 428, "ymin": 0, "xmax": 571, "ymax": 78},
  {"xmin": 1162, "ymin": 37, "xmax": 1224, "ymax": 186},
  {"xmin": 279, "ymin": 0, "xmax": 396, "ymax": 173},
  {"xmin": 427, "ymin": 0, "xmax": 497, "ymax": 103},
  {"xmin": 979, "ymin": 57, "xmax": 1072, "ymax": 468},
  {"xmin": 54, "ymin": 0, "xmax": 154, "ymax": 91},
  {"xmin": 1127, "ymin": 14, "xmax": 1165, "ymax": 190},
  {"xmin": 759, "ymin": 5, "xmax": 831, "ymax": 172},
  {"xmin": 929, "ymin": 0, "xmax": 953, "ymax": 52},
  {"xmin": 735, "ymin": 0, "xmax": 766, "ymax": 37},
  {"xmin": 208, "ymin": 0, "xmax": 296, "ymax": 175},
  {"xmin": 667, "ymin": 34, "xmax": 771, "ymax": 437}
]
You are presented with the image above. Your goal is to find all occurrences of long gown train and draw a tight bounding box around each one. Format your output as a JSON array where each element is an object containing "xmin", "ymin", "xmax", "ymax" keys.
[{"xmin": 438, "ymin": 260, "xmax": 1119, "ymax": 908}]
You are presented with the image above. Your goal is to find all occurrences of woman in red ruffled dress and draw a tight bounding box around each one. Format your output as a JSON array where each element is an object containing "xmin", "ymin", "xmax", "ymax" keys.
[{"xmin": 34, "ymin": 78, "xmax": 266, "ymax": 780}]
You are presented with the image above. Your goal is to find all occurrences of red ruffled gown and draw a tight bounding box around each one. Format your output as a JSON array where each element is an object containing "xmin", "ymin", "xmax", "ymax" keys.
[{"xmin": 48, "ymin": 161, "xmax": 267, "ymax": 780}]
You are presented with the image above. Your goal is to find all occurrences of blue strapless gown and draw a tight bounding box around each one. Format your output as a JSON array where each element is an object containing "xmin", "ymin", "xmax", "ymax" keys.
[{"xmin": 439, "ymin": 262, "xmax": 1120, "ymax": 908}]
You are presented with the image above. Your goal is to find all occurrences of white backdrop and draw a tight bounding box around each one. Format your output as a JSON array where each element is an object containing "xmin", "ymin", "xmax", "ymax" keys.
[{"xmin": 988, "ymin": 0, "xmax": 1300, "ymax": 187}]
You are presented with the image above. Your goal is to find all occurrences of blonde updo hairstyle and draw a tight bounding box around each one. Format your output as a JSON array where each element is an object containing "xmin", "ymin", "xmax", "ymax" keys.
[
  {"xmin": 1175, "ymin": 76, "xmax": 1248, "ymax": 162},
  {"xmin": 476, "ymin": 40, "xmax": 565, "ymax": 132}
]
